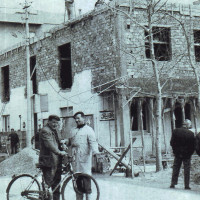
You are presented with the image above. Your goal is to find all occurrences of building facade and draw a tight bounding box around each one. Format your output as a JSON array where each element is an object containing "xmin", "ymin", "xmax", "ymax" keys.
[{"xmin": 0, "ymin": 0, "xmax": 200, "ymax": 156}]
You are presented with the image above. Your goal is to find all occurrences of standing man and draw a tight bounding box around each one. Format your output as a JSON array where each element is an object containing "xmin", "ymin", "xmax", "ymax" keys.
[
  {"xmin": 8, "ymin": 129, "xmax": 19, "ymax": 154},
  {"xmin": 170, "ymin": 119, "xmax": 195, "ymax": 190},
  {"xmin": 68, "ymin": 111, "xmax": 99, "ymax": 200},
  {"xmin": 39, "ymin": 115, "xmax": 67, "ymax": 200}
]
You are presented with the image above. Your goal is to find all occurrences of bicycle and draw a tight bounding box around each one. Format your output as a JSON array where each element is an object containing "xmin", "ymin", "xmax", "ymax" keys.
[{"xmin": 6, "ymin": 154, "xmax": 100, "ymax": 200}]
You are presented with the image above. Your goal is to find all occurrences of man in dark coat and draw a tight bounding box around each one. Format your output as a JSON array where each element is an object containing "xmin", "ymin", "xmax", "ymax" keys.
[
  {"xmin": 39, "ymin": 115, "xmax": 67, "ymax": 200},
  {"xmin": 170, "ymin": 119, "xmax": 195, "ymax": 190},
  {"xmin": 8, "ymin": 129, "xmax": 19, "ymax": 154}
]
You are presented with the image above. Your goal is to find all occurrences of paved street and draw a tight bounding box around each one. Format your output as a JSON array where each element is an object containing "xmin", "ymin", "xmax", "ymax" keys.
[{"xmin": 1, "ymin": 175, "xmax": 200, "ymax": 200}]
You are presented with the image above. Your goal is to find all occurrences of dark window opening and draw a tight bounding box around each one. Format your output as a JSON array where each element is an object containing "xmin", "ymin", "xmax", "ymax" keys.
[
  {"xmin": 127, "ymin": 24, "xmax": 130, "ymax": 29},
  {"xmin": 145, "ymin": 27, "xmax": 171, "ymax": 61},
  {"xmin": 30, "ymin": 56, "xmax": 38, "ymax": 94},
  {"xmin": 1, "ymin": 65, "xmax": 10, "ymax": 102},
  {"xmin": 194, "ymin": 30, "xmax": 200, "ymax": 62},
  {"xmin": 174, "ymin": 103, "xmax": 183, "ymax": 128},
  {"xmin": 194, "ymin": 46, "xmax": 200, "ymax": 62},
  {"xmin": 131, "ymin": 101, "xmax": 138, "ymax": 131},
  {"xmin": 58, "ymin": 43, "xmax": 72, "ymax": 89},
  {"xmin": 185, "ymin": 103, "xmax": 191, "ymax": 120},
  {"xmin": 131, "ymin": 100, "xmax": 148, "ymax": 131}
]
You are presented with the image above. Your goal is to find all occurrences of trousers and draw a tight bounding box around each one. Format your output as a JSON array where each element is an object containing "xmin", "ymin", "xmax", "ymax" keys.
[
  {"xmin": 11, "ymin": 144, "xmax": 18, "ymax": 154},
  {"xmin": 171, "ymin": 156, "xmax": 191, "ymax": 187},
  {"xmin": 76, "ymin": 176, "xmax": 92, "ymax": 200},
  {"xmin": 42, "ymin": 166, "xmax": 62, "ymax": 200}
]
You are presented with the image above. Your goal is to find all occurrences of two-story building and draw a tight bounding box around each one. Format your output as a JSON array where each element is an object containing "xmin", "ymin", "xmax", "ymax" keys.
[{"xmin": 1, "ymin": 0, "xmax": 200, "ymax": 157}]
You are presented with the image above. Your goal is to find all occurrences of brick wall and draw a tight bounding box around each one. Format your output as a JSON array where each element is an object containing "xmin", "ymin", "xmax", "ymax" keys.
[
  {"xmin": 117, "ymin": 4, "xmax": 200, "ymax": 94},
  {"xmin": 0, "ymin": 9, "xmax": 118, "ymax": 93}
]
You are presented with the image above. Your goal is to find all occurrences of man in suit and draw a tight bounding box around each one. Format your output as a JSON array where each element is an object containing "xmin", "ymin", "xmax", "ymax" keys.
[
  {"xmin": 39, "ymin": 115, "xmax": 67, "ymax": 200},
  {"xmin": 68, "ymin": 111, "xmax": 99, "ymax": 200},
  {"xmin": 170, "ymin": 119, "xmax": 195, "ymax": 190},
  {"xmin": 8, "ymin": 128, "xmax": 19, "ymax": 154}
]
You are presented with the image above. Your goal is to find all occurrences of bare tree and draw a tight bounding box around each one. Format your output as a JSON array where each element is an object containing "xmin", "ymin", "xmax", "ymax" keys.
[
  {"xmin": 101, "ymin": 0, "xmax": 175, "ymax": 171},
  {"xmin": 101, "ymin": 0, "xmax": 200, "ymax": 171}
]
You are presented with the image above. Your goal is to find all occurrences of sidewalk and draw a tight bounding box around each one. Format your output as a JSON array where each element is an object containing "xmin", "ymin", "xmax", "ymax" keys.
[{"xmin": 1, "ymin": 174, "xmax": 200, "ymax": 200}]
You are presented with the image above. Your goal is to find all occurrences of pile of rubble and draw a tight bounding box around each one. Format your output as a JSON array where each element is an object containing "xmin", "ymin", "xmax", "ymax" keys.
[{"xmin": 0, "ymin": 147, "xmax": 38, "ymax": 176}]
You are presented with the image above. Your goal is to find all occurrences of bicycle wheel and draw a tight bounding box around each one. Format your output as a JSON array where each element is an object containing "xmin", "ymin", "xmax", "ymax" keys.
[
  {"xmin": 61, "ymin": 173, "xmax": 100, "ymax": 200},
  {"xmin": 6, "ymin": 174, "xmax": 41, "ymax": 200}
]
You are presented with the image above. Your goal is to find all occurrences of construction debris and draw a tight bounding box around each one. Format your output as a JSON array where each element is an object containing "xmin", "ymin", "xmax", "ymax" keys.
[{"xmin": 0, "ymin": 147, "xmax": 38, "ymax": 176}]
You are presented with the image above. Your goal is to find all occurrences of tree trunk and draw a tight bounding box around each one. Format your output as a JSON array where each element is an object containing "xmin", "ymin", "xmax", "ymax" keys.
[
  {"xmin": 148, "ymin": 4, "xmax": 163, "ymax": 171},
  {"xmin": 155, "ymin": 90, "xmax": 163, "ymax": 171}
]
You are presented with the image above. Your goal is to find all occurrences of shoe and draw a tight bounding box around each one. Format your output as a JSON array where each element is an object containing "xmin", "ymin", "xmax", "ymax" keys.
[
  {"xmin": 170, "ymin": 185, "xmax": 175, "ymax": 188},
  {"xmin": 185, "ymin": 187, "xmax": 191, "ymax": 190}
]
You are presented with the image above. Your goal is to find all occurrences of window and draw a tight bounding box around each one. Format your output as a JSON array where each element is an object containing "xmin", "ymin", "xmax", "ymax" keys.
[
  {"xmin": 131, "ymin": 101, "xmax": 138, "ymax": 131},
  {"xmin": 1, "ymin": 65, "xmax": 10, "ymax": 102},
  {"xmin": 58, "ymin": 43, "xmax": 72, "ymax": 89},
  {"xmin": 131, "ymin": 100, "xmax": 148, "ymax": 131},
  {"xmin": 2, "ymin": 115, "xmax": 10, "ymax": 132},
  {"xmin": 60, "ymin": 106, "xmax": 73, "ymax": 117},
  {"xmin": 185, "ymin": 103, "xmax": 191, "ymax": 120},
  {"xmin": 40, "ymin": 94, "xmax": 48, "ymax": 112},
  {"xmin": 194, "ymin": 30, "xmax": 200, "ymax": 62},
  {"xmin": 30, "ymin": 56, "xmax": 38, "ymax": 94},
  {"xmin": 145, "ymin": 27, "xmax": 171, "ymax": 61}
]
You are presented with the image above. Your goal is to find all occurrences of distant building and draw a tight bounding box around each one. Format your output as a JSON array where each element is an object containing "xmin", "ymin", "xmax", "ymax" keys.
[{"xmin": 0, "ymin": 7, "xmax": 64, "ymax": 51}]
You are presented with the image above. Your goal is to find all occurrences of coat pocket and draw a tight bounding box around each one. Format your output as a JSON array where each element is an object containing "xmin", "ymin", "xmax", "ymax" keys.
[{"xmin": 79, "ymin": 153, "xmax": 89, "ymax": 163}]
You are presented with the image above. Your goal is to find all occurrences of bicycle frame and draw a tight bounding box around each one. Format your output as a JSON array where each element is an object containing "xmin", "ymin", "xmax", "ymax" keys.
[
  {"xmin": 17, "ymin": 157, "xmax": 80, "ymax": 200},
  {"xmin": 51, "ymin": 161, "xmax": 82, "ymax": 195}
]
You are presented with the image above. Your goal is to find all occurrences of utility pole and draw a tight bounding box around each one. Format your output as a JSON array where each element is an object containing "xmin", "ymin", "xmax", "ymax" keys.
[{"xmin": 24, "ymin": 0, "xmax": 32, "ymax": 147}]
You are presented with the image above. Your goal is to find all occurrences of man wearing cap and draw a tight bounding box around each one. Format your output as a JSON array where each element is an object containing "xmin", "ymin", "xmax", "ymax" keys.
[
  {"xmin": 39, "ymin": 115, "xmax": 67, "ymax": 200},
  {"xmin": 68, "ymin": 111, "xmax": 99, "ymax": 200},
  {"xmin": 170, "ymin": 119, "xmax": 195, "ymax": 190}
]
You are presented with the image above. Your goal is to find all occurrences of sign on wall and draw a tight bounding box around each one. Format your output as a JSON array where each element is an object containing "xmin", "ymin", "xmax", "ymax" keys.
[{"xmin": 100, "ymin": 111, "xmax": 115, "ymax": 121}]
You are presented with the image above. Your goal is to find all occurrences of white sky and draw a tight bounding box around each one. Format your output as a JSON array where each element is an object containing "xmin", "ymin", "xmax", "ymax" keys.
[{"xmin": 0, "ymin": 0, "xmax": 197, "ymax": 14}]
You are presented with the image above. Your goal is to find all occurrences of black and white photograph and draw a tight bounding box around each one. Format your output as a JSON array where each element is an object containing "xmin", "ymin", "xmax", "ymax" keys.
[{"xmin": 0, "ymin": 0, "xmax": 200, "ymax": 199}]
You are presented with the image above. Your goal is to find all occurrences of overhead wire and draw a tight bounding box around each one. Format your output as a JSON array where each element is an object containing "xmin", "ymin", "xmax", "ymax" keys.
[{"xmin": 38, "ymin": 62, "xmax": 78, "ymax": 105}]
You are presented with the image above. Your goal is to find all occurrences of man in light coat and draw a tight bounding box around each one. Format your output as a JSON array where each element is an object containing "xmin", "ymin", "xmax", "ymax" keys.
[{"xmin": 68, "ymin": 111, "xmax": 99, "ymax": 200}]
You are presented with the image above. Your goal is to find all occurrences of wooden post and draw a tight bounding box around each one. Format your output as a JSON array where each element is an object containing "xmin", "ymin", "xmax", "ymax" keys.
[
  {"xmin": 193, "ymin": 98, "xmax": 198, "ymax": 135},
  {"xmin": 129, "ymin": 128, "xmax": 134, "ymax": 178},
  {"xmin": 170, "ymin": 98, "xmax": 175, "ymax": 130},
  {"xmin": 149, "ymin": 98, "xmax": 155, "ymax": 155},
  {"xmin": 24, "ymin": 1, "xmax": 32, "ymax": 147},
  {"xmin": 138, "ymin": 99, "xmax": 146, "ymax": 172},
  {"xmin": 162, "ymin": 98, "xmax": 168, "ymax": 154},
  {"xmin": 180, "ymin": 99, "xmax": 185, "ymax": 122}
]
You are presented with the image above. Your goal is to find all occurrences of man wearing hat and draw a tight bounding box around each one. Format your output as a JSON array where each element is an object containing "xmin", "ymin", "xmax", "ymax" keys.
[
  {"xmin": 39, "ymin": 115, "xmax": 67, "ymax": 200},
  {"xmin": 170, "ymin": 119, "xmax": 195, "ymax": 190}
]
